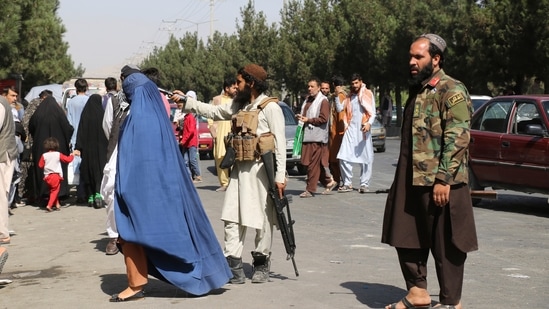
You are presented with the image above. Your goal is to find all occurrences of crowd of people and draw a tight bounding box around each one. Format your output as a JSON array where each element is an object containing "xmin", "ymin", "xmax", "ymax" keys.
[{"xmin": 0, "ymin": 33, "xmax": 477, "ymax": 308}]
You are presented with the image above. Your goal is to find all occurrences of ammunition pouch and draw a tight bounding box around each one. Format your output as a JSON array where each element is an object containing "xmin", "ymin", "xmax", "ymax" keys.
[
  {"xmin": 227, "ymin": 97, "xmax": 279, "ymax": 163},
  {"xmin": 231, "ymin": 132, "xmax": 274, "ymax": 161}
]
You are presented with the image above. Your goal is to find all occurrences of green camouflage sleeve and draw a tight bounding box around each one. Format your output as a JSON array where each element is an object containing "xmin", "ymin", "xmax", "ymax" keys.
[{"xmin": 436, "ymin": 83, "xmax": 472, "ymax": 184}]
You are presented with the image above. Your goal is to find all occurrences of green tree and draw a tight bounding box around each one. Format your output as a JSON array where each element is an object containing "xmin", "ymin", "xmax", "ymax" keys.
[
  {"xmin": 236, "ymin": 1, "xmax": 280, "ymax": 95},
  {"xmin": 477, "ymin": 0, "xmax": 549, "ymax": 94},
  {"xmin": 15, "ymin": 0, "xmax": 75, "ymax": 93},
  {"xmin": 0, "ymin": 1, "xmax": 21, "ymax": 78},
  {"xmin": 276, "ymin": 0, "xmax": 344, "ymax": 104}
]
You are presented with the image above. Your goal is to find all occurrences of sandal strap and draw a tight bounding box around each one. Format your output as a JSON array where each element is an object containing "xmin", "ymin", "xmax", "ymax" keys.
[{"xmin": 402, "ymin": 297, "xmax": 431, "ymax": 309}]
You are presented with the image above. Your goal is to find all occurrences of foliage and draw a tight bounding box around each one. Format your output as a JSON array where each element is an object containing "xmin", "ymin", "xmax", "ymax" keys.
[
  {"xmin": 0, "ymin": 0, "xmax": 76, "ymax": 94},
  {"xmin": 5, "ymin": 0, "xmax": 549, "ymax": 103}
]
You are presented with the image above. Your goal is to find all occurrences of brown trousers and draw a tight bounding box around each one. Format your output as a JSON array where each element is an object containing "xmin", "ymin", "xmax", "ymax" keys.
[
  {"xmin": 301, "ymin": 142, "xmax": 331, "ymax": 192},
  {"xmin": 396, "ymin": 204, "xmax": 467, "ymax": 305},
  {"xmin": 119, "ymin": 239, "xmax": 148, "ymax": 288}
]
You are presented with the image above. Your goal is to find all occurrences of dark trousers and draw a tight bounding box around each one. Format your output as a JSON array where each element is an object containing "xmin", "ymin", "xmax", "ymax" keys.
[
  {"xmin": 329, "ymin": 161, "xmax": 341, "ymax": 185},
  {"xmin": 396, "ymin": 207, "xmax": 467, "ymax": 305}
]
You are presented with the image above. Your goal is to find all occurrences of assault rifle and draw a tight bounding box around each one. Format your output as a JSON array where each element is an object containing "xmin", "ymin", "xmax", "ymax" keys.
[
  {"xmin": 261, "ymin": 151, "xmax": 299, "ymax": 277},
  {"xmin": 364, "ymin": 188, "xmax": 498, "ymax": 200}
]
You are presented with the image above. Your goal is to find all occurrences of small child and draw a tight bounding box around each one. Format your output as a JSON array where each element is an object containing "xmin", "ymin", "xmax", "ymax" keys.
[{"xmin": 38, "ymin": 137, "xmax": 74, "ymax": 212}]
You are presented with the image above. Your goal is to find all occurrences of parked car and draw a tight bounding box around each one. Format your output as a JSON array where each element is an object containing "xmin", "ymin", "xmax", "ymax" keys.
[
  {"xmin": 61, "ymin": 87, "xmax": 104, "ymax": 112},
  {"xmin": 197, "ymin": 115, "xmax": 214, "ymax": 159},
  {"xmin": 468, "ymin": 95, "xmax": 549, "ymax": 204},
  {"xmin": 169, "ymin": 104, "xmax": 213, "ymax": 159},
  {"xmin": 371, "ymin": 118, "xmax": 386, "ymax": 152},
  {"xmin": 278, "ymin": 101, "xmax": 307, "ymax": 175},
  {"xmin": 470, "ymin": 94, "xmax": 492, "ymax": 112},
  {"xmin": 169, "ymin": 103, "xmax": 180, "ymax": 140}
]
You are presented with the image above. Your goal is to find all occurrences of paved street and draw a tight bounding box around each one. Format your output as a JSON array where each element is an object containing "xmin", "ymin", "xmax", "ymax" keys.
[{"xmin": 1, "ymin": 138, "xmax": 548, "ymax": 308}]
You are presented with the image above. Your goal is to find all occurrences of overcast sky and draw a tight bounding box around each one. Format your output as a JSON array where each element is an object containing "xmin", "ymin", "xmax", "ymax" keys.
[{"xmin": 57, "ymin": 0, "xmax": 284, "ymax": 77}]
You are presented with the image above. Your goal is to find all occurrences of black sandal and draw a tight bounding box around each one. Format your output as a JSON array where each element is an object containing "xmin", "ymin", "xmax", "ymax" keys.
[
  {"xmin": 109, "ymin": 290, "xmax": 145, "ymax": 302},
  {"xmin": 388, "ymin": 297, "xmax": 431, "ymax": 309}
]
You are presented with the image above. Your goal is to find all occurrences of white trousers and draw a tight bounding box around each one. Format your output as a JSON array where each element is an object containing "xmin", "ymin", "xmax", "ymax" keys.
[
  {"xmin": 223, "ymin": 218, "xmax": 274, "ymax": 258},
  {"xmin": 339, "ymin": 159, "xmax": 372, "ymax": 187},
  {"xmin": 100, "ymin": 147, "xmax": 118, "ymax": 239},
  {"xmin": 0, "ymin": 158, "xmax": 15, "ymax": 239}
]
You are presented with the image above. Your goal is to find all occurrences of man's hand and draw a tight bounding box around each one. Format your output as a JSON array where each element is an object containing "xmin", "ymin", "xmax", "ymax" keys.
[
  {"xmin": 296, "ymin": 114, "xmax": 308, "ymax": 123},
  {"xmin": 433, "ymin": 182, "xmax": 450, "ymax": 207},
  {"xmin": 361, "ymin": 122, "xmax": 371, "ymax": 132},
  {"xmin": 276, "ymin": 182, "xmax": 286, "ymax": 198},
  {"xmin": 171, "ymin": 90, "xmax": 185, "ymax": 103}
]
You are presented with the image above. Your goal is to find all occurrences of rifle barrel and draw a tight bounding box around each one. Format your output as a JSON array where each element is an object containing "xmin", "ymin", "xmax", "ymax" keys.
[{"xmin": 470, "ymin": 190, "xmax": 497, "ymax": 200}]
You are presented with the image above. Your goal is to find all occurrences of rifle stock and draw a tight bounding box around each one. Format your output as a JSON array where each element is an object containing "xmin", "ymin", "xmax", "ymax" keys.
[{"xmin": 261, "ymin": 151, "xmax": 299, "ymax": 277}]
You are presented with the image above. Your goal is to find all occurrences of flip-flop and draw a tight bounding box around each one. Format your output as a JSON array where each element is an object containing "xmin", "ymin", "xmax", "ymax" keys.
[{"xmin": 388, "ymin": 297, "xmax": 432, "ymax": 309}]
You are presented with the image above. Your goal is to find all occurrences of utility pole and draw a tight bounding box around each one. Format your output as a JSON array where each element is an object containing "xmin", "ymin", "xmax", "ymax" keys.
[
  {"xmin": 209, "ymin": 0, "xmax": 214, "ymax": 41},
  {"xmin": 160, "ymin": 19, "xmax": 181, "ymax": 38},
  {"xmin": 181, "ymin": 19, "xmax": 211, "ymax": 50}
]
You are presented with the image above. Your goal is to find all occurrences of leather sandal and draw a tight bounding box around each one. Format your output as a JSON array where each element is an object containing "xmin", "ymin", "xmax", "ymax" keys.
[
  {"xmin": 299, "ymin": 191, "xmax": 313, "ymax": 198},
  {"xmin": 322, "ymin": 180, "xmax": 338, "ymax": 194},
  {"xmin": 388, "ymin": 297, "xmax": 431, "ymax": 309},
  {"xmin": 337, "ymin": 185, "xmax": 353, "ymax": 193},
  {"xmin": 109, "ymin": 290, "xmax": 145, "ymax": 302}
]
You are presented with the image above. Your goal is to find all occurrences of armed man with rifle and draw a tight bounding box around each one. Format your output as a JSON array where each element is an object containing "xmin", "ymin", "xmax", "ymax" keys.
[{"xmin": 172, "ymin": 64, "xmax": 296, "ymax": 284}]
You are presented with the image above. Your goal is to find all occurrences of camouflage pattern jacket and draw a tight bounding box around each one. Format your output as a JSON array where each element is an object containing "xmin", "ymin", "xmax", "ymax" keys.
[{"xmin": 410, "ymin": 69, "xmax": 473, "ymax": 186}]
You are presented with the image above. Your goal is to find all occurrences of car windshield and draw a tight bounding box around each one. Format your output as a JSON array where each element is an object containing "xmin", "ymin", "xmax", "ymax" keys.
[
  {"xmin": 472, "ymin": 98, "xmax": 490, "ymax": 111},
  {"xmin": 372, "ymin": 118, "xmax": 382, "ymax": 128},
  {"xmin": 280, "ymin": 104, "xmax": 298, "ymax": 126}
]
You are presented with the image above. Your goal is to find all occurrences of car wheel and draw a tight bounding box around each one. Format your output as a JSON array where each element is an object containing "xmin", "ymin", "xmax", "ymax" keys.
[
  {"xmin": 297, "ymin": 164, "xmax": 307, "ymax": 175},
  {"xmin": 469, "ymin": 168, "xmax": 484, "ymax": 206},
  {"xmin": 376, "ymin": 146, "xmax": 386, "ymax": 153}
]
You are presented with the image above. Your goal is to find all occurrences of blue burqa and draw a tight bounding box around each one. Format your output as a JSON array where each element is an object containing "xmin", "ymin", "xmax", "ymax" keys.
[{"xmin": 115, "ymin": 72, "xmax": 231, "ymax": 295}]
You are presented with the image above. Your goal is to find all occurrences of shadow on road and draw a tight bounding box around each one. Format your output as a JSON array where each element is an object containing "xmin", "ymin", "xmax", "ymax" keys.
[
  {"xmin": 474, "ymin": 192, "xmax": 549, "ymax": 218},
  {"xmin": 340, "ymin": 281, "xmax": 408, "ymax": 308},
  {"xmin": 99, "ymin": 274, "xmax": 228, "ymax": 299}
]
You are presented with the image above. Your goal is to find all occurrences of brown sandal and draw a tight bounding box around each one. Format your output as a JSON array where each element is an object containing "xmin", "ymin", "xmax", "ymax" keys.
[{"xmin": 299, "ymin": 191, "xmax": 313, "ymax": 198}]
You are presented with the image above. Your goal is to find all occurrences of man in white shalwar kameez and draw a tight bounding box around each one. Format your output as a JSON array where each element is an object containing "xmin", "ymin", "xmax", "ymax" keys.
[{"xmin": 335, "ymin": 73, "xmax": 376, "ymax": 193}]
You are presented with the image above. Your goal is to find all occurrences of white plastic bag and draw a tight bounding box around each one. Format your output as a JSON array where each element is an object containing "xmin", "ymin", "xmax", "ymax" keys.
[{"xmin": 68, "ymin": 155, "xmax": 81, "ymax": 185}]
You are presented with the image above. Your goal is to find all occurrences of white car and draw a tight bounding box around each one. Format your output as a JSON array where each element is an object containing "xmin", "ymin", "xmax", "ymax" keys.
[{"xmin": 470, "ymin": 94, "xmax": 492, "ymax": 112}]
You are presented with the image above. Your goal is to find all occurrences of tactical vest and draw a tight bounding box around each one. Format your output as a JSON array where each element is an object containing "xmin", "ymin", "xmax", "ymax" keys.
[{"xmin": 228, "ymin": 97, "xmax": 278, "ymax": 161}]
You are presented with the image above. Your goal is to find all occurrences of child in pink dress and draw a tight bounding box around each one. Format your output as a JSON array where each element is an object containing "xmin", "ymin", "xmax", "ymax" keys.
[{"xmin": 38, "ymin": 137, "xmax": 74, "ymax": 212}]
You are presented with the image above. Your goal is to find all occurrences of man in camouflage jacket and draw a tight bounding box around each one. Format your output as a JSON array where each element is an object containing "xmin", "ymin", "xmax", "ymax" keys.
[{"xmin": 381, "ymin": 34, "xmax": 477, "ymax": 309}]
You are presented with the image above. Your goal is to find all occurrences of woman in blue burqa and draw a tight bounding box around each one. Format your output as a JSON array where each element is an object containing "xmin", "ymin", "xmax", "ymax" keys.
[{"xmin": 110, "ymin": 67, "xmax": 231, "ymax": 302}]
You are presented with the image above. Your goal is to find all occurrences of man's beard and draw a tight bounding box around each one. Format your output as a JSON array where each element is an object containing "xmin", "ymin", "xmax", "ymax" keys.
[
  {"xmin": 408, "ymin": 62, "xmax": 434, "ymax": 86},
  {"xmin": 233, "ymin": 84, "xmax": 252, "ymax": 108}
]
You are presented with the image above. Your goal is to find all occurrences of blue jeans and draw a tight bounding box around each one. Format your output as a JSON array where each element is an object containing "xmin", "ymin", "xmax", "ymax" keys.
[{"xmin": 181, "ymin": 146, "xmax": 201, "ymax": 179}]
